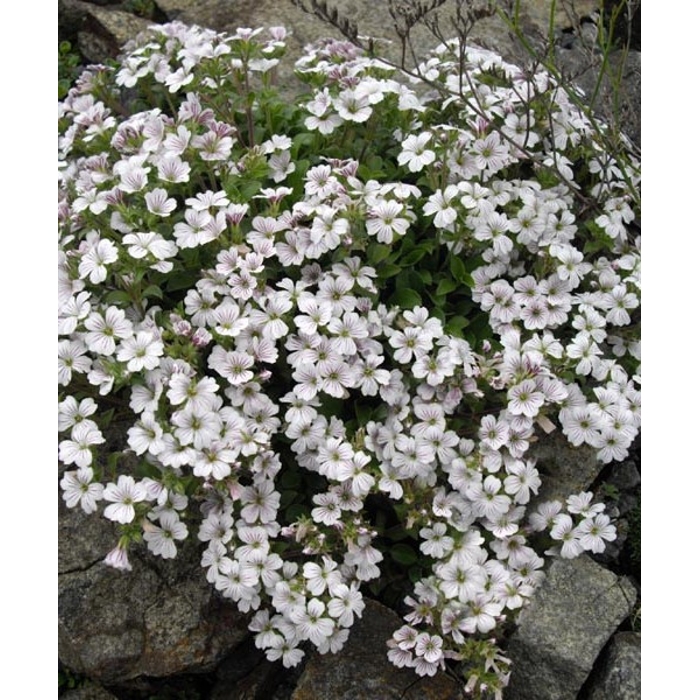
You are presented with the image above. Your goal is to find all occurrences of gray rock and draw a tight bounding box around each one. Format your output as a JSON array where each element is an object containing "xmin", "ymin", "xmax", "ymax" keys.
[
  {"xmin": 291, "ymin": 598, "xmax": 463, "ymax": 700},
  {"xmin": 58, "ymin": 494, "xmax": 250, "ymax": 684},
  {"xmin": 148, "ymin": 0, "xmax": 599, "ymax": 101},
  {"xmin": 528, "ymin": 430, "xmax": 603, "ymax": 505},
  {"xmin": 61, "ymin": 0, "xmax": 637, "ymax": 145},
  {"xmin": 58, "ymin": 488, "xmax": 117, "ymax": 574},
  {"xmin": 59, "ymin": 0, "xmax": 155, "ymax": 64},
  {"xmin": 586, "ymin": 631, "xmax": 641, "ymax": 700},
  {"xmin": 504, "ymin": 555, "xmax": 638, "ymax": 700},
  {"xmin": 211, "ymin": 638, "xmax": 304, "ymax": 700},
  {"xmin": 155, "ymin": 0, "xmax": 238, "ymax": 30},
  {"xmin": 555, "ymin": 41, "xmax": 641, "ymax": 148},
  {"xmin": 61, "ymin": 681, "xmax": 120, "ymax": 700}
]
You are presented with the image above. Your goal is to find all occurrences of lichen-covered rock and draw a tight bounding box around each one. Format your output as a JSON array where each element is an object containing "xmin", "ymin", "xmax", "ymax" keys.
[
  {"xmin": 504, "ymin": 555, "xmax": 638, "ymax": 700},
  {"xmin": 586, "ymin": 632, "xmax": 641, "ymax": 700},
  {"xmin": 211, "ymin": 637, "xmax": 305, "ymax": 700},
  {"xmin": 58, "ymin": 494, "xmax": 250, "ymax": 684},
  {"xmin": 61, "ymin": 681, "xmax": 120, "ymax": 700},
  {"xmin": 291, "ymin": 599, "xmax": 463, "ymax": 700},
  {"xmin": 528, "ymin": 430, "xmax": 603, "ymax": 505},
  {"xmin": 59, "ymin": 0, "xmax": 154, "ymax": 64}
]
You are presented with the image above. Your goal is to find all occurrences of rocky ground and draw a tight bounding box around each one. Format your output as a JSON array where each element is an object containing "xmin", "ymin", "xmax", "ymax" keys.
[{"xmin": 59, "ymin": 432, "xmax": 640, "ymax": 700}]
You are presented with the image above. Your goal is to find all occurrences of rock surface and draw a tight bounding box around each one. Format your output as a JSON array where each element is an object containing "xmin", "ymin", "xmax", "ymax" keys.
[
  {"xmin": 61, "ymin": 681, "xmax": 121, "ymax": 700},
  {"xmin": 528, "ymin": 430, "xmax": 603, "ymax": 505},
  {"xmin": 586, "ymin": 631, "xmax": 642, "ymax": 700},
  {"xmin": 59, "ymin": 0, "xmax": 640, "ymax": 147},
  {"xmin": 59, "ymin": 0, "xmax": 155, "ymax": 64},
  {"xmin": 58, "ymin": 492, "xmax": 250, "ymax": 685},
  {"xmin": 291, "ymin": 599, "xmax": 463, "ymax": 700},
  {"xmin": 504, "ymin": 555, "xmax": 638, "ymax": 700}
]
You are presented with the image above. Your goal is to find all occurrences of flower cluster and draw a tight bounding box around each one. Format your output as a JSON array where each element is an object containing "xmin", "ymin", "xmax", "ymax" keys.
[{"xmin": 58, "ymin": 21, "xmax": 640, "ymax": 696}]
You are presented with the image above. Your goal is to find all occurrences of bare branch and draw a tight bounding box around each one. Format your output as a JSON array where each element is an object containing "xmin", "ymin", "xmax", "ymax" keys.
[{"xmin": 288, "ymin": 0, "xmax": 363, "ymax": 46}]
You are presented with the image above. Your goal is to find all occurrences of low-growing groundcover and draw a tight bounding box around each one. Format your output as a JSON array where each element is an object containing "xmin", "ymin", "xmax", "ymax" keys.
[{"xmin": 58, "ymin": 18, "xmax": 640, "ymax": 698}]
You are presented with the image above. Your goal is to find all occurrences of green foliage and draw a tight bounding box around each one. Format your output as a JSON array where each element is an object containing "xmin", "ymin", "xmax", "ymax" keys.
[
  {"xmin": 124, "ymin": 0, "xmax": 157, "ymax": 19},
  {"xmin": 58, "ymin": 41, "xmax": 81, "ymax": 100},
  {"xmin": 599, "ymin": 482, "xmax": 621, "ymax": 502},
  {"xmin": 58, "ymin": 666, "xmax": 86, "ymax": 695},
  {"xmin": 626, "ymin": 501, "xmax": 641, "ymax": 574}
]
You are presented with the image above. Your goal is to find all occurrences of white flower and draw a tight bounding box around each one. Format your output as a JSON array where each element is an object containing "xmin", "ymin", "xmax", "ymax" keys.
[
  {"xmin": 144, "ymin": 512, "xmax": 188, "ymax": 558},
  {"xmin": 240, "ymin": 480, "xmax": 280, "ymax": 524},
  {"xmin": 507, "ymin": 379, "xmax": 545, "ymax": 417},
  {"xmin": 311, "ymin": 492, "xmax": 342, "ymax": 526},
  {"xmin": 58, "ymin": 396, "xmax": 98, "ymax": 432},
  {"xmin": 397, "ymin": 132, "xmax": 436, "ymax": 172},
  {"xmin": 289, "ymin": 598, "xmax": 335, "ymax": 645},
  {"xmin": 104, "ymin": 543, "xmax": 132, "ymax": 571},
  {"xmin": 116, "ymin": 331, "xmax": 164, "ymax": 372},
  {"xmin": 59, "ymin": 422, "xmax": 105, "ymax": 468},
  {"xmin": 414, "ymin": 632, "xmax": 444, "ymax": 664},
  {"xmin": 145, "ymin": 188, "xmax": 177, "ymax": 216},
  {"xmin": 423, "ymin": 186, "xmax": 459, "ymax": 229},
  {"xmin": 503, "ymin": 460, "xmax": 541, "ymax": 504},
  {"xmin": 303, "ymin": 557, "xmax": 342, "ymax": 596},
  {"xmin": 335, "ymin": 88, "xmax": 373, "ymax": 123},
  {"xmin": 366, "ymin": 199, "xmax": 410, "ymax": 243},
  {"xmin": 78, "ymin": 239, "xmax": 118, "ymax": 284},
  {"xmin": 127, "ymin": 412, "xmax": 165, "ymax": 456},
  {"xmin": 123, "ymin": 232, "xmax": 178, "ymax": 261},
  {"xmin": 419, "ymin": 522, "xmax": 453, "ymax": 558},
  {"xmin": 84, "ymin": 306, "xmax": 133, "ymax": 356},
  {"xmin": 103, "ymin": 475, "xmax": 148, "ymax": 524},
  {"xmin": 576, "ymin": 514, "xmax": 616, "ymax": 553},
  {"xmin": 550, "ymin": 514, "xmax": 584, "ymax": 558},
  {"xmin": 327, "ymin": 583, "xmax": 364, "ymax": 627},
  {"xmin": 60, "ymin": 466, "xmax": 104, "ymax": 513}
]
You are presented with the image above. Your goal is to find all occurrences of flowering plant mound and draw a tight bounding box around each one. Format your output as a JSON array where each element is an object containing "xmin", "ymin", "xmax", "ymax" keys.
[{"xmin": 58, "ymin": 21, "xmax": 640, "ymax": 697}]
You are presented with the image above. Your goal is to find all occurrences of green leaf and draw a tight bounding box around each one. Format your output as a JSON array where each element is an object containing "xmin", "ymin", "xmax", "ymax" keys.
[
  {"xmin": 100, "ymin": 407, "xmax": 115, "ymax": 429},
  {"xmin": 399, "ymin": 248, "xmax": 425, "ymax": 267},
  {"xmin": 355, "ymin": 402, "xmax": 374, "ymax": 425},
  {"xmin": 279, "ymin": 469, "xmax": 302, "ymax": 489},
  {"xmin": 285, "ymin": 503, "xmax": 309, "ymax": 522},
  {"xmin": 417, "ymin": 269, "xmax": 433, "ymax": 284},
  {"xmin": 239, "ymin": 180, "xmax": 262, "ymax": 200},
  {"xmin": 136, "ymin": 459, "xmax": 161, "ymax": 479},
  {"xmin": 358, "ymin": 163, "xmax": 385, "ymax": 180},
  {"xmin": 402, "ymin": 269, "xmax": 426, "ymax": 291},
  {"xmin": 390, "ymin": 543, "xmax": 418, "ymax": 566},
  {"xmin": 366, "ymin": 154, "xmax": 385, "ymax": 172},
  {"xmin": 464, "ymin": 314, "xmax": 493, "ymax": 346},
  {"xmin": 384, "ymin": 525, "xmax": 412, "ymax": 542},
  {"xmin": 368, "ymin": 243, "xmax": 393, "ymax": 266},
  {"xmin": 377, "ymin": 263, "xmax": 403, "ymax": 280},
  {"xmin": 389, "ymin": 287, "xmax": 422, "ymax": 309},
  {"xmin": 409, "ymin": 565, "xmax": 425, "ymax": 583},
  {"xmin": 104, "ymin": 290, "xmax": 133, "ymax": 306},
  {"xmin": 293, "ymin": 133, "xmax": 315, "ymax": 150},
  {"xmin": 430, "ymin": 305, "xmax": 446, "ymax": 323},
  {"xmin": 436, "ymin": 277, "xmax": 459, "ymax": 295},
  {"xmin": 292, "ymin": 159, "xmax": 310, "ymax": 181},
  {"xmin": 400, "ymin": 247, "xmax": 430, "ymax": 267},
  {"xmin": 166, "ymin": 271, "xmax": 200, "ymax": 292},
  {"xmin": 279, "ymin": 490, "xmax": 297, "ymax": 508},
  {"xmin": 142, "ymin": 285, "xmax": 163, "ymax": 300},
  {"xmin": 449, "ymin": 255, "xmax": 470, "ymax": 285},
  {"xmin": 445, "ymin": 315, "xmax": 470, "ymax": 336}
]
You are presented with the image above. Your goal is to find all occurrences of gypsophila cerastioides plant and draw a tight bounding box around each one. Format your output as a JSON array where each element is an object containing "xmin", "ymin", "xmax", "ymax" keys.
[{"xmin": 58, "ymin": 20, "xmax": 640, "ymax": 698}]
